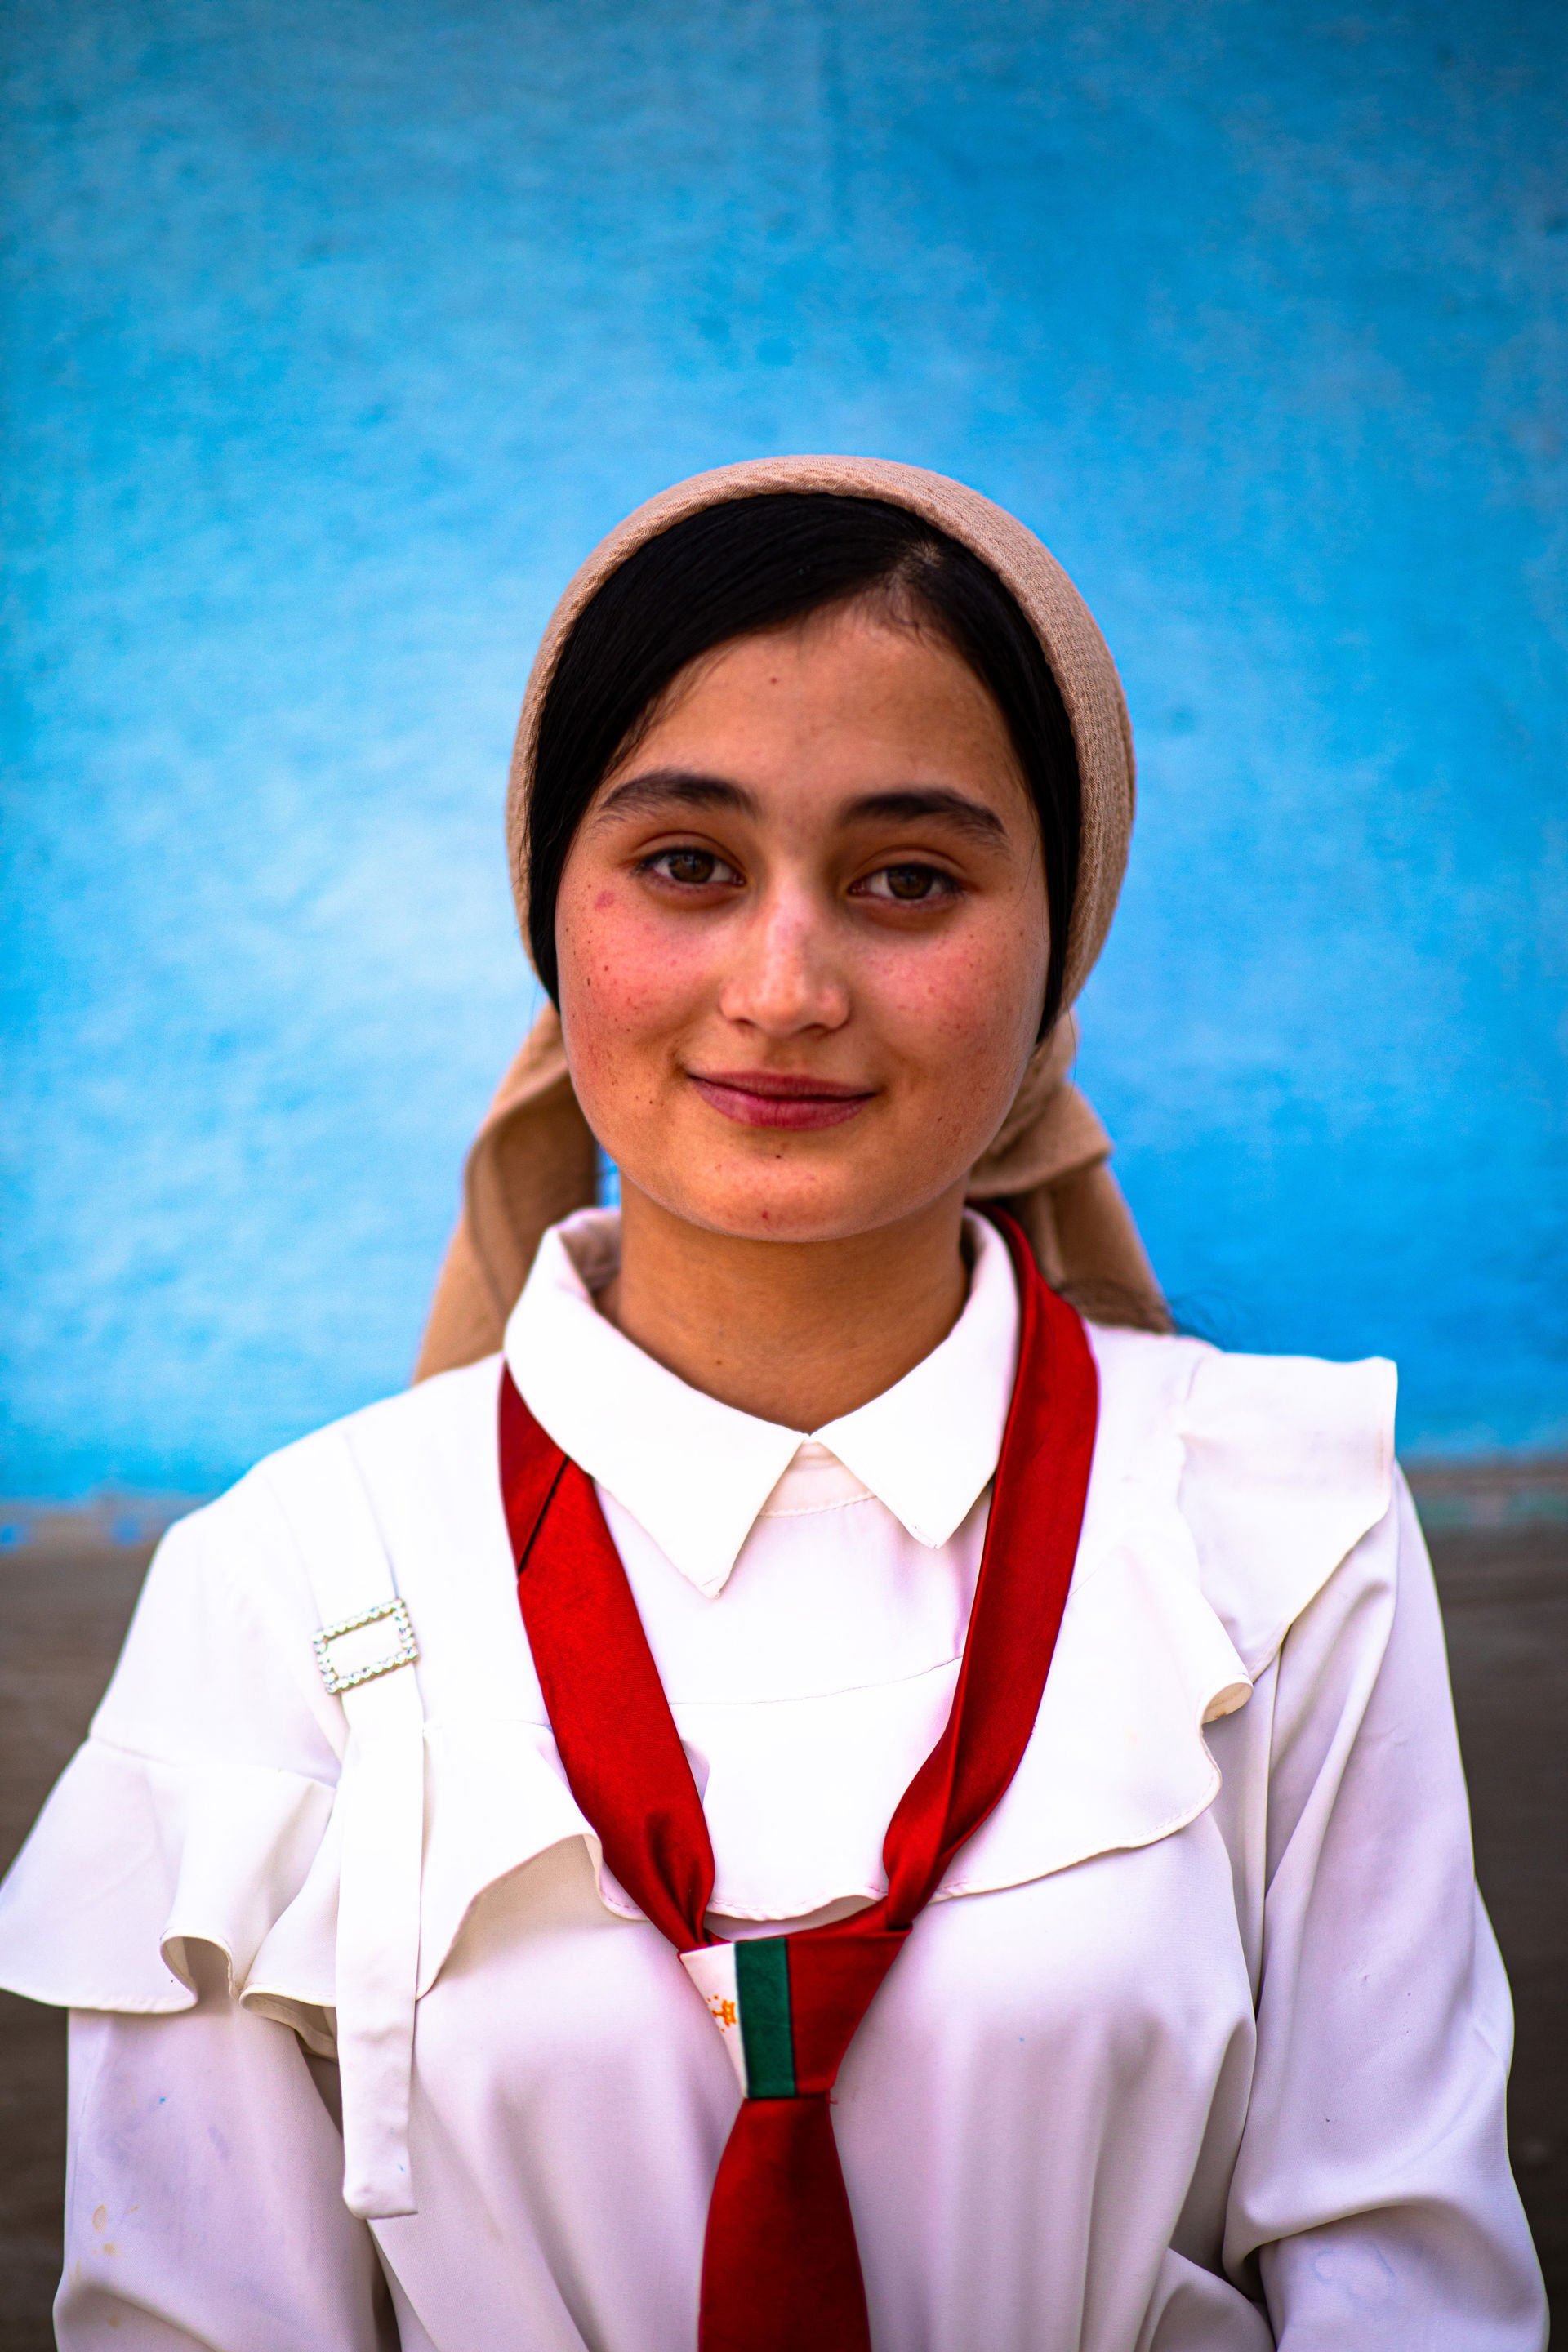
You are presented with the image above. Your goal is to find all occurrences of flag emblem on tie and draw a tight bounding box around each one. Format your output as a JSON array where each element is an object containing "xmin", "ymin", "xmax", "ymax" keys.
[{"xmin": 681, "ymin": 1940, "xmax": 798, "ymax": 2098}]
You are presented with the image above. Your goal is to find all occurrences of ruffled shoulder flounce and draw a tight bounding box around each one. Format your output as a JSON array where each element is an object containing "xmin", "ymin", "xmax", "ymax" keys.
[
  {"xmin": 0, "ymin": 1737, "xmax": 334, "ymax": 2024},
  {"xmin": 1173, "ymin": 1337, "xmax": 1398, "ymax": 1676}
]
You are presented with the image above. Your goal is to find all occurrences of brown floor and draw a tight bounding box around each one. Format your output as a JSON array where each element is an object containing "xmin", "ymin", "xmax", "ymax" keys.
[{"xmin": 0, "ymin": 1517, "xmax": 1563, "ymax": 2349}]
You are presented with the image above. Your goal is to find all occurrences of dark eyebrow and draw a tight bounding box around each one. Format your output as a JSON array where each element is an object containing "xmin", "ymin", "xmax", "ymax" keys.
[
  {"xmin": 841, "ymin": 788, "xmax": 1009, "ymax": 845},
  {"xmin": 595, "ymin": 770, "xmax": 1009, "ymax": 846},
  {"xmin": 595, "ymin": 769, "xmax": 761, "ymax": 822}
]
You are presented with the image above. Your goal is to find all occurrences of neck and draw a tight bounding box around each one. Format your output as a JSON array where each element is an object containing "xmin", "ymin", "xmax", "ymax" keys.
[{"xmin": 598, "ymin": 1180, "xmax": 973, "ymax": 1429}]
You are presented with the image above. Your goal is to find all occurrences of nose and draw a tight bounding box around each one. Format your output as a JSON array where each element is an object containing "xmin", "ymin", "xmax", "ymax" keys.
[{"xmin": 716, "ymin": 883, "xmax": 849, "ymax": 1037}]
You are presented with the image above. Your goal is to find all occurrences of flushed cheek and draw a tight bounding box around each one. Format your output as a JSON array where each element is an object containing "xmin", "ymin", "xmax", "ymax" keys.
[
  {"xmin": 863, "ymin": 933, "xmax": 1040, "ymax": 1068},
  {"xmin": 561, "ymin": 899, "xmax": 720, "ymax": 1042},
  {"xmin": 560, "ymin": 953, "xmax": 728, "ymax": 1161}
]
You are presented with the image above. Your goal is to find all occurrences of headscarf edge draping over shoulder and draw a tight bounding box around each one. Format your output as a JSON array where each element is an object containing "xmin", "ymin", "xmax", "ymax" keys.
[{"xmin": 414, "ymin": 456, "xmax": 1165, "ymax": 1380}]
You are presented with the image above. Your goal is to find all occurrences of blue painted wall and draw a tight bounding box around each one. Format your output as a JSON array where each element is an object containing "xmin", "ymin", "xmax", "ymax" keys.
[{"xmin": 3, "ymin": 0, "xmax": 1565, "ymax": 1497}]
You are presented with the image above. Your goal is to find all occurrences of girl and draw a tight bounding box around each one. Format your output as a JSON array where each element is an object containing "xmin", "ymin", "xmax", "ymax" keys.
[{"xmin": 0, "ymin": 457, "xmax": 1544, "ymax": 2350}]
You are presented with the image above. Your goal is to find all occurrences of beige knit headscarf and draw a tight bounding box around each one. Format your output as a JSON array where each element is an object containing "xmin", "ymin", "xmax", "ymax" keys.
[{"xmin": 415, "ymin": 456, "xmax": 1165, "ymax": 1379}]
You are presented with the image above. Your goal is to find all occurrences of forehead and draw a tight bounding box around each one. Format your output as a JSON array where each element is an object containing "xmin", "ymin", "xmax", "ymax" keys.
[{"xmin": 614, "ymin": 604, "xmax": 1027, "ymax": 801}]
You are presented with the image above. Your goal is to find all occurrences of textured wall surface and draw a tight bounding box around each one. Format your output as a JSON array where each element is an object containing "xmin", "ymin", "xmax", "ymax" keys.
[{"xmin": 2, "ymin": 0, "xmax": 1565, "ymax": 1496}]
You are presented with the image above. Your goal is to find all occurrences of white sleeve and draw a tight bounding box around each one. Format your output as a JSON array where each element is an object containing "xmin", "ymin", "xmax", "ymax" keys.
[
  {"xmin": 1225, "ymin": 1474, "xmax": 1547, "ymax": 2348},
  {"xmin": 59, "ymin": 1959, "xmax": 393, "ymax": 2351}
]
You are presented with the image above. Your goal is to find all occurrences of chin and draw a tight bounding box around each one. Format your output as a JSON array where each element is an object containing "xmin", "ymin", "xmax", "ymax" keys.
[{"xmin": 648, "ymin": 1161, "xmax": 946, "ymax": 1247}]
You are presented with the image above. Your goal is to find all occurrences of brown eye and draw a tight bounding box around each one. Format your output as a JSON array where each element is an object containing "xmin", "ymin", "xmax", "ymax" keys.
[
  {"xmin": 852, "ymin": 862, "xmax": 961, "ymax": 907},
  {"xmin": 648, "ymin": 847, "xmax": 738, "ymax": 888}
]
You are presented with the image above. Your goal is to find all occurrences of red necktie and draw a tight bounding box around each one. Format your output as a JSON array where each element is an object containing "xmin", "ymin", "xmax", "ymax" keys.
[{"xmin": 499, "ymin": 1212, "xmax": 1098, "ymax": 2352}]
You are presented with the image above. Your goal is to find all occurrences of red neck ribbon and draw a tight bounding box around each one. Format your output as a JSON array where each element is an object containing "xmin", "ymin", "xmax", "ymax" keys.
[{"xmin": 499, "ymin": 1212, "xmax": 1098, "ymax": 2352}]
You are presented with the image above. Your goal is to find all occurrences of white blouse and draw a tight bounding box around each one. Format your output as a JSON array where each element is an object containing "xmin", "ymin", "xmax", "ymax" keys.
[{"xmin": 0, "ymin": 1209, "xmax": 1545, "ymax": 2350}]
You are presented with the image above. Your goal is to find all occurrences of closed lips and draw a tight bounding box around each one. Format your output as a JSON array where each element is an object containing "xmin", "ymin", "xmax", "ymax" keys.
[{"xmin": 687, "ymin": 1071, "xmax": 876, "ymax": 1130}]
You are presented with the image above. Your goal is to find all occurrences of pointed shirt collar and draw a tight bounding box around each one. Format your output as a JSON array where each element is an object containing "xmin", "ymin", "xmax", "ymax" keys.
[{"xmin": 503, "ymin": 1208, "xmax": 1021, "ymax": 1598}]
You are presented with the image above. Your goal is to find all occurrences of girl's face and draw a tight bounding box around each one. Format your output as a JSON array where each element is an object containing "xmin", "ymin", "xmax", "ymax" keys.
[{"xmin": 554, "ymin": 600, "xmax": 1052, "ymax": 1247}]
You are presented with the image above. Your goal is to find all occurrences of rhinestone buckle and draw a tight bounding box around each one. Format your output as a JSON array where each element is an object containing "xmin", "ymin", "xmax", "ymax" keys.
[{"xmin": 313, "ymin": 1599, "xmax": 419, "ymax": 1695}]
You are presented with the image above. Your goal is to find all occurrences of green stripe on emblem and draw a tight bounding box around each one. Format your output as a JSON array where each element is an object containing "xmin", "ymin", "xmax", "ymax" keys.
[{"xmin": 734, "ymin": 1936, "xmax": 796, "ymax": 2099}]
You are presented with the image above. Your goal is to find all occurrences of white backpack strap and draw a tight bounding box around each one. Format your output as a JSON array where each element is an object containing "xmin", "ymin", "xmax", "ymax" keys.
[{"xmin": 271, "ymin": 1425, "xmax": 425, "ymax": 2221}]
